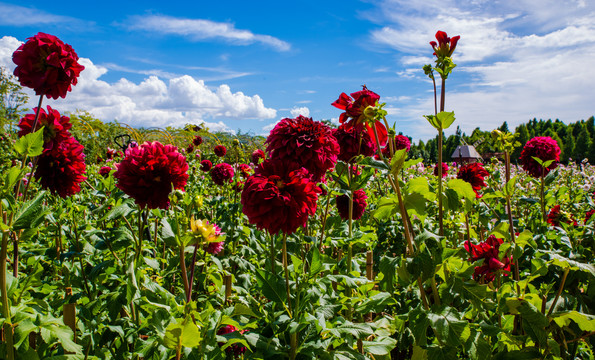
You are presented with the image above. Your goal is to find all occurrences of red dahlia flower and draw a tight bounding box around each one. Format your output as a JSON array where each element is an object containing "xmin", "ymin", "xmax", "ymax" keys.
[
  {"xmin": 382, "ymin": 134, "xmax": 411, "ymax": 158},
  {"xmin": 35, "ymin": 137, "xmax": 86, "ymax": 198},
  {"xmin": 430, "ymin": 30, "xmax": 460, "ymax": 58},
  {"xmin": 433, "ymin": 162, "xmax": 449, "ymax": 178},
  {"xmin": 192, "ymin": 135, "xmax": 203, "ymax": 146},
  {"xmin": 238, "ymin": 163, "xmax": 253, "ymax": 178},
  {"xmin": 519, "ymin": 136, "xmax": 560, "ymax": 178},
  {"xmin": 336, "ymin": 189, "xmax": 368, "ymax": 220},
  {"xmin": 547, "ymin": 205, "xmax": 577, "ymax": 227},
  {"xmin": 214, "ymin": 145, "xmax": 227, "ymax": 157},
  {"xmin": 210, "ymin": 163, "xmax": 234, "ymax": 185},
  {"xmin": 265, "ymin": 115, "xmax": 339, "ymax": 182},
  {"xmin": 585, "ymin": 209, "xmax": 595, "ymax": 224},
  {"xmin": 457, "ymin": 162, "xmax": 489, "ymax": 197},
  {"xmin": 186, "ymin": 144, "xmax": 194, "ymax": 153},
  {"xmin": 241, "ymin": 159, "xmax": 321, "ymax": 235},
  {"xmin": 332, "ymin": 123, "xmax": 377, "ymax": 163},
  {"xmin": 12, "ymin": 32, "xmax": 85, "ymax": 99},
  {"xmin": 114, "ymin": 141, "xmax": 188, "ymax": 209},
  {"xmin": 18, "ymin": 106, "xmax": 72, "ymax": 151},
  {"xmin": 332, "ymin": 86, "xmax": 387, "ymax": 147},
  {"xmin": 99, "ymin": 166, "xmax": 112, "ymax": 178},
  {"xmin": 251, "ymin": 149, "xmax": 266, "ymax": 164},
  {"xmin": 465, "ymin": 235, "xmax": 511, "ymax": 283},
  {"xmin": 217, "ymin": 325, "xmax": 247, "ymax": 356},
  {"xmin": 200, "ymin": 159, "xmax": 212, "ymax": 172},
  {"xmin": 106, "ymin": 147, "xmax": 118, "ymax": 160}
]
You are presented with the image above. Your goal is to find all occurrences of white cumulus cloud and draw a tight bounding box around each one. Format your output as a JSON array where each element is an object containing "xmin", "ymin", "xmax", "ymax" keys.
[{"xmin": 290, "ymin": 106, "xmax": 310, "ymax": 118}]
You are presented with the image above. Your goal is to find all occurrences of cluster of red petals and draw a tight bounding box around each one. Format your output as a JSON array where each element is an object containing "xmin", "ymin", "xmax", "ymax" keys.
[
  {"xmin": 214, "ymin": 145, "xmax": 227, "ymax": 157},
  {"xmin": 210, "ymin": 163, "xmax": 234, "ymax": 185},
  {"xmin": 547, "ymin": 205, "xmax": 578, "ymax": 227},
  {"xmin": 332, "ymin": 123, "xmax": 377, "ymax": 163},
  {"xmin": 217, "ymin": 325, "xmax": 247, "ymax": 356},
  {"xmin": 382, "ymin": 135, "xmax": 411, "ymax": 158},
  {"xmin": 18, "ymin": 106, "xmax": 72, "ymax": 151},
  {"xmin": 186, "ymin": 144, "xmax": 194, "ymax": 153},
  {"xmin": 585, "ymin": 209, "xmax": 595, "ymax": 224},
  {"xmin": 519, "ymin": 136, "xmax": 560, "ymax": 178},
  {"xmin": 241, "ymin": 159, "xmax": 321, "ymax": 235},
  {"xmin": 106, "ymin": 147, "xmax": 118, "ymax": 160},
  {"xmin": 457, "ymin": 163, "xmax": 489, "ymax": 197},
  {"xmin": 265, "ymin": 115, "xmax": 339, "ymax": 182},
  {"xmin": 114, "ymin": 142, "xmax": 188, "ymax": 209},
  {"xmin": 200, "ymin": 159, "xmax": 212, "ymax": 172},
  {"xmin": 465, "ymin": 235, "xmax": 511, "ymax": 283},
  {"xmin": 12, "ymin": 32, "xmax": 85, "ymax": 99},
  {"xmin": 238, "ymin": 163, "xmax": 253, "ymax": 178},
  {"xmin": 99, "ymin": 166, "xmax": 112, "ymax": 178},
  {"xmin": 433, "ymin": 162, "xmax": 449, "ymax": 178},
  {"xmin": 430, "ymin": 30, "xmax": 460, "ymax": 58},
  {"xmin": 192, "ymin": 136, "xmax": 203, "ymax": 146},
  {"xmin": 35, "ymin": 137, "xmax": 86, "ymax": 198},
  {"xmin": 332, "ymin": 86, "xmax": 387, "ymax": 146},
  {"xmin": 251, "ymin": 149, "xmax": 265, "ymax": 164},
  {"xmin": 336, "ymin": 189, "xmax": 368, "ymax": 220}
]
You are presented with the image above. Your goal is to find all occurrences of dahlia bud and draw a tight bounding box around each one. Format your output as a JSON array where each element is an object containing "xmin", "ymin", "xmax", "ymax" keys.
[
  {"xmin": 363, "ymin": 105, "xmax": 376, "ymax": 120},
  {"xmin": 232, "ymin": 139, "xmax": 240, "ymax": 147}
]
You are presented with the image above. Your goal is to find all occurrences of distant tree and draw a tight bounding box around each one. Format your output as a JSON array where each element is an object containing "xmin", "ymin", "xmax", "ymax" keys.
[
  {"xmin": 498, "ymin": 121, "xmax": 509, "ymax": 133},
  {"xmin": 562, "ymin": 130, "xmax": 575, "ymax": 163},
  {"xmin": 0, "ymin": 67, "xmax": 29, "ymax": 131},
  {"xmin": 574, "ymin": 126, "xmax": 591, "ymax": 162}
]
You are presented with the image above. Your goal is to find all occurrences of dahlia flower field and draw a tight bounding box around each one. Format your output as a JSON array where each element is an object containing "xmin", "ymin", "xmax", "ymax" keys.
[{"xmin": 0, "ymin": 31, "xmax": 594, "ymax": 360}]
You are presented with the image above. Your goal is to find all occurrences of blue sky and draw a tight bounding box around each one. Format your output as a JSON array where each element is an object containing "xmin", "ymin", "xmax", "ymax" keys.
[{"xmin": 1, "ymin": 0, "xmax": 594, "ymax": 141}]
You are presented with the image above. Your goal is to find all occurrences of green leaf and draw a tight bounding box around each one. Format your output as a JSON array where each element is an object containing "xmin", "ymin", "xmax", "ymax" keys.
[
  {"xmin": 403, "ymin": 158, "xmax": 423, "ymax": 169},
  {"xmin": 255, "ymin": 269, "xmax": 286, "ymax": 304},
  {"xmin": 12, "ymin": 191, "xmax": 46, "ymax": 230},
  {"xmin": 373, "ymin": 195, "xmax": 399, "ymax": 220},
  {"xmin": 14, "ymin": 126, "xmax": 45, "ymax": 156},
  {"xmin": 390, "ymin": 148, "xmax": 408, "ymax": 175},
  {"xmin": 504, "ymin": 298, "xmax": 548, "ymax": 345},
  {"xmin": 545, "ymin": 252, "xmax": 595, "ymax": 276},
  {"xmin": 163, "ymin": 317, "xmax": 201, "ymax": 350},
  {"xmin": 309, "ymin": 246, "xmax": 324, "ymax": 278},
  {"xmin": 551, "ymin": 311, "xmax": 595, "ymax": 332},
  {"xmin": 427, "ymin": 307, "xmax": 468, "ymax": 346},
  {"xmin": 423, "ymin": 115, "xmax": 440, "ymax": 130},
  {"xmin": 359, "ymin": 156, "xmax": 390, "ymax": 171},
  {"xmin": 436, "ymin": 111, "xmax": 456, "ymax": 130},
  {"xmin": 362, "ymin": 336, "xmax": 397, "ymax": 355},
  {"xmin": 504, "ymin": 176, "xmax": 518, "ymax": 198},
  {"xmin": 104, "ymin": 202, "xmax": 134, "ymax": 221},
  {"xmin": 3, "ymin": 167, "xmax": 22, "ymax": 192},
  {"xmin": 446, "ymin": 179, "xmax": 476, "ymax": 204}
]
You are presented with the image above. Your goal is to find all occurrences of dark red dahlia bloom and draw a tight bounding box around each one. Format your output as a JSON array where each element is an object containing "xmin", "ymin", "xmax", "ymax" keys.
[
  {"xmin": 457, "ymin": 162, "xmax": 489, "ymax": 197},
  {"xmin": 99, "ymin": 166, "xmax": 112, "ymax": 178},
  {"xmin": 433, "ymin": 162, "xmax": 449, "ymax": 178},
  {"xmin": 547, "ymin": 205, "xmax": 577, "ymax": 227},
  {"xmin": 430, "ymin": 30, "xmax": 460, "ymax": 58},
  {"xmin": 217, "ymin": 325, "xmax": 247, "ymax": 356},
  {"xmin": 106, "ymin": 147, "xmax": 117, "ymax": 160},
  {"xmin": 210, "ymin": 163, "xmax": 234, "ymax": 185},
  {"xmin": 251, "ymin": 149, "xmax": 265, "ymax": 164},
  {"xmin": 332, "ymin": 86, "xmax": 387, "ymax": 146},
  {"xmin": 238, "ymin": 163, "xmax": 253, "ymax": 178},
  {"xmin": 114, "ymin": 141, "xmax": 188, "ymax": 209},
  {"xmin": 186, "ymin": 144, "xmax": 194, "ymax": 153},
  {"xmin": 265, "ymin": 115, "xmax": 339, "ymax": 182},
  {"xmin": 18, "ymin": 106, "xmax": 72, "ymax": 151},
  {"xmin": 241, "ymin": 159, "xmax": 321, "ymax": 235},
  {"xmin": 464, "ymin": 235, "xmax": 511, "ymax": 283},
  {"xmin": 192, "ymin": 135, "xmax": 203, "ymax": 146},
  {"xmin": 35, "ymin": 137, "xmax": 86, "ymax": 198},
  {"xmin": 200, "ymin": 159, "xmax": 212, "ymax": 172},
  {"xmin": 585, "ymin": 209, "xmax": 595, "ymax": 224},
  {"xmin": 12, "ymin": 32, "xmax": 85, "ymax": 99},
  {"xmin": 382, "ymin": 134, "xmax": 411, "ymax": 158},
  {"xmin": 336, "ymin": 189, "xmax": 368, "ymax": 220},
  {"xmin": 214, "ymin": 145, "xmax": 227, "ymax": 157},
  {"xmin": 519, "ymin": 136, "xmax": 560, "ymax": 178},
  {"xmin": 332, "ymin": 123, "xmax": 377, "ymax": 162}
]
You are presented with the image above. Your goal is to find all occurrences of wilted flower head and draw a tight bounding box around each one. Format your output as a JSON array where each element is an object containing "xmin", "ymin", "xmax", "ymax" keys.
[
  {"xmin": 265, "ymin": 115, "xmax": 339, "ymax": 182},
  {"xmin": 547, "ymin": 205, "xmax": 577, "ymax": 227},
  {"xmin": 457, "ymin": 162, "xmax": 489, "ymax": 197},
  {"xmin": 35, "ymin": 137, "xmax": 86, "ymax": 198},
  {"xmin": 214, "ymin": 145, "xmax": 227, "ymax": 157},
  {"xmin": 332, "ymin": 86, "xmax": 387, "ymax": 146},
  {"xmin": 332, "ymin": 123, "xmax": 377, "ymax": 162},
  {"xmin": 12, "ymin": 32, "xmax": 85, "ymax": 99},
  {"xmin": 210, "ymin": 163, "xmax": 234, "ymax": 185},
  {"xmin": 465, "ymin": 235, "xmax": 511, "ymax": 283},
  {"xmin": 18, "ymin": 106, "xmax": 72, "ymax": 151},
  {"xmin": 251, "ymin": 149, "xmax": 265, "ymax": 164},
  {"xmin": 519, "ymin": 136, "xmax": 560, "ymax": 178},
  {"xmin": 430, "ymin": 30, "xmax": 460, "ymax": 58},
  {"xmin": 200, "ymin": 159, "xmax": 212, "ymax": 172},
  {"xmin": 241, "ymin": 159, "xmax": 321, "ymax": 235},
  {"xmin": 114, "ymin": 141, "xmax": 188, "ymax": 209},
  {"xmin": 336, "ymin": 189, "xmax": 368, "ymax": 220}
]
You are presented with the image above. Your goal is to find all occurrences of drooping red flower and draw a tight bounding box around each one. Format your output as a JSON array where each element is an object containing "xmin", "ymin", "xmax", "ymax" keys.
[
  {"xmin": 547, "ymin": 205, "xmax": 578, "ymax": 227},
  {"xmin": 217, "ymin": 325, "xmax": 247, "ymax": 356},
  {"xmin": 214, "ymin": 145, "xmax": 227, "ymax": 157},
  {"xmin": 265, "ymin": 115, "xmax": 339, "ymax": 182},
  {"xmin": 210, "ymin": 163, "xmax": 234, "ymax": 186},
  {"xmin": 335, "ymin": 189, "xmax": 368, "ymax": 220},
  {"xmin": 12, "ymin": 32, "xmax": 85, "ymax": 99},
  {"xmin": 200, "ymin": 159, "xmax": 212, "ymax": 172},
  {"xmin": 251, "ymin": 149, "xmax": 266, "ymax": 164},
  {"xmin": 35, "ymin": 137, "xmax": 86, "ymax": 198},
  {"xmin": 457, "ymin": 162, "xmax": 489, "ymax": 197},
  {"xmin": 99, "ymin": 166, "xmax": 112, "ymax": 178},
  {"xmin": 192, "ymin": 135, "xmax": 203, "ymax": 146},
  {"xmin": 332, "ymin": 86, "xmax": 387, "ymax": 146},
  {"xmin": 241, "ymin": 159, "xmax": 321, "ymax": 235},
  {"xmin": 464, "ymin": 235, "xmax": 511, "ymax": 283},
  {"xmin": 114, "ymin": 141, "xmax": 188, "ymax": 209},
  {"xmin": 430, "ymin": 30, "xmax": 460, "ymax": 58},
  {"xmin": 519, "ymin": 136, "xmax": 560, "ymax": 178},
  {"xmin": 332, "ymin": 123, "xmax": 377, "ymax": 163},
  {"xmin": 17, "ymin": 106, "xmax": 72, "ymax": 151},
  {"xmin": 238, "ymin": 163, "xmax": 253, "ymax": 178},
  {"xmin": 382, "ymin": 134, "xmax": 411, "ymax": 158},
  {"xmin": 433, "ymin": 162, "xmax": 449, "ymax": 178}
]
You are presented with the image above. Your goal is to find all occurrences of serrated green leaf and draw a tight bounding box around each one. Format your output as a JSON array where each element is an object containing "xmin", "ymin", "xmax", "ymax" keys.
[
  {"xmin": 13, "ymin": 191, "xmax": 46, "ymax": 230},
  {"xmin": 551, "ymin": 311, "xmax": 595, "ymax": 332},
  {"xmin": 436, "ymin": 111, "xmax": 456, "ymax": 130},
  {"xmin": 14, "ymin": 126, "xmax": 45, "ymax": 156},
  {"xmin": 390, "ymin": 148, "xmax": 408, "ymax": 175},
  {"xmin": 545, "ymin": 252, "xmax": 595, "ymax": 276},
  {"xmin": 255, "ymin": 269, "xmax": 286, "ymax": 304},
  {"xmin": 362, "ymin": 336, "xmax": 397, "ymax": 355}
]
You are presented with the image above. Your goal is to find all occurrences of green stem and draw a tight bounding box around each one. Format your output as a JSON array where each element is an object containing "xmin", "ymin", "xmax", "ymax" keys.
[
  {"xmin": 282, "ymin": 233, "xmax": 291, "ymax": 317},
  {"xmin": 438, "ymin": 77, "xmax": 446, "ymax": 236},
  {"xmin": 540, "ymin": 168, "xmax": 546, "ymax": 222},
  {"xmin": 547, "ymin": 268, "xmax": 570, "ymax": 317},
  {"xmin": 1, "ymin": 231, "xmax": 14, "ymax": 360}
]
